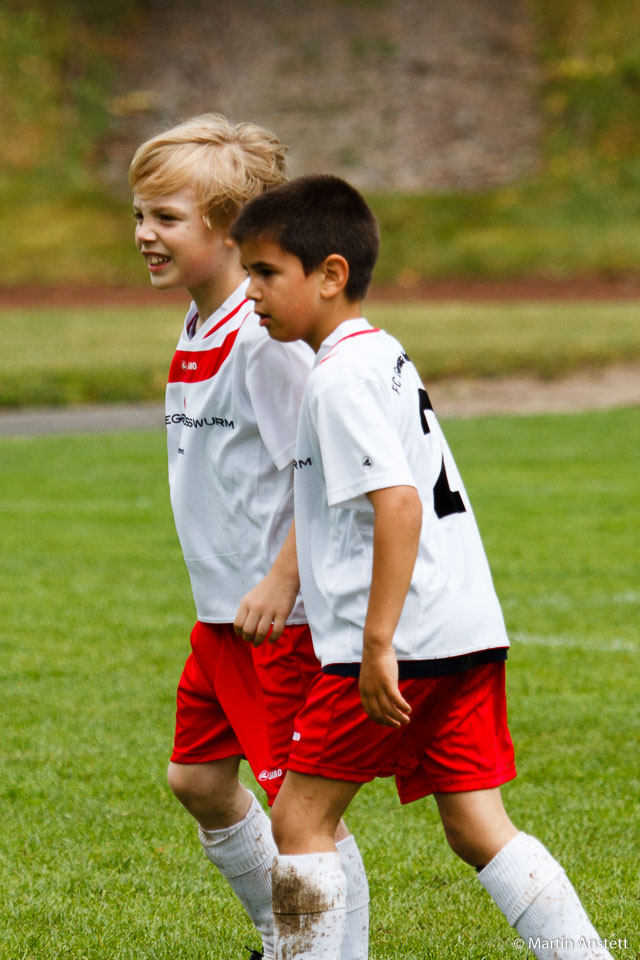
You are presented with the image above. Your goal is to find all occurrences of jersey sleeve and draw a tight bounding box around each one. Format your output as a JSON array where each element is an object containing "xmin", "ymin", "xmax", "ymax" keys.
[
  {"xmin": 245, "ymin": 335, "xmax": 314, "ymax": 470},
  {"xmin": 313, "ymin": 375, "xmax": 416, "ymax": 509}
]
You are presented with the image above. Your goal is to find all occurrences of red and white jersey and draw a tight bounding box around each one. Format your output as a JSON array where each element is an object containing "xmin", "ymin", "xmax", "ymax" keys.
[
  {"xmin": 166, "ymin": 281, "xmax": 313, "ymax": 623},
  {"xmin": 293, "ymin": 317, "xmax": 510, "ymax": 669}
]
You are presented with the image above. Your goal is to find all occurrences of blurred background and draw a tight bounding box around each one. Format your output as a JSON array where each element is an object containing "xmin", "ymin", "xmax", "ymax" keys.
[
  {"xmin": 3, "ymin": 0, "xmax": 640, "ymax": 290},
  {"xmin": 1, "ymin": 9, "xmax": 638, "ymax": 958}
]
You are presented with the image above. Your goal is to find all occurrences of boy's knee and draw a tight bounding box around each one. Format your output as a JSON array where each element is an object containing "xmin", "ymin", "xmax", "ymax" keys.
[
  {"xmin": 167, "ymin": 760, "xmax": 229, "ymax": 806},
  {"xmin": 440, "ymin": 812, "xmax": 518, "ymax": 870},
  {"xmin": 441, "ymin": 820, "xmax": 476, "ymax": 864},
  {"xmin": 270, "ymin": 801, "xmax": 289, "ymax": 852},
  {"xmin": 167, "ymin": 761, "xmax": 197, "ymax": 802},
  {"xmin": 167, "ymin": 759, "xmax": 248, "ymax": 828}
]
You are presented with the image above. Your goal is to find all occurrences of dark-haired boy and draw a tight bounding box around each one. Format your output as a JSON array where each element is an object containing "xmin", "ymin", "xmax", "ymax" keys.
[{"xmin": 232, "ymin": 175, "xmax": 614, "ymax": 960}]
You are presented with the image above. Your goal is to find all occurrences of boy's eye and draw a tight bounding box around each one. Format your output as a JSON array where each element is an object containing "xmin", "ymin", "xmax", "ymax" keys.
[{"xmin": 133, "ymin": 211, "xmax": 143, "ymax": 222}]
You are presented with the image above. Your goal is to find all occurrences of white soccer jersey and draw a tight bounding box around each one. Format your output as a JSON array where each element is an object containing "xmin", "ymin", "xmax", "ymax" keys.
[
  {"xmin": 166, "ymin": 281, "xmax": 313, "ymax": 623},
  {"xmin": 294, "ymin": 317, "xmax": 510, "ymax": 670}
]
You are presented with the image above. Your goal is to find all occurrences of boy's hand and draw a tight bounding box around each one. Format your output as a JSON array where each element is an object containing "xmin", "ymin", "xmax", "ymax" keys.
[
  {"xmin": 233, "ymin": 571, "xmax": 298, "ymax": 646},
  {"xmin": 234, "ymin": 519, "xmax": 300, "ymax": 646},
  {"xmin": 359, "ymin": 646, "xmax": 411, "ymax": 728}
]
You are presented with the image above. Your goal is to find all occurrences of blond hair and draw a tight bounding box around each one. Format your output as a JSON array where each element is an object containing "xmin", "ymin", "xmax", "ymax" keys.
[{"xmin": 129, "ymin": 113, "xmax": 288, "ymax": 226}]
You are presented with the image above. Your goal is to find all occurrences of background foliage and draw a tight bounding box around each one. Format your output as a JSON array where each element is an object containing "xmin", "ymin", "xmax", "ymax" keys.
[{"xmin": 3, "ymin": 0, "xmax": 640, "ymax": 284}]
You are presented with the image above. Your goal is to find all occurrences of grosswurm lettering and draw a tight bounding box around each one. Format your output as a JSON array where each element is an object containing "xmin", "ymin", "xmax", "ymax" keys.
[
  {"xmin": 293, "ymin": 457, "xmax": 312, "ymax": 469},
  {"xmin": 166, "ymin": 413, "xmax": 235, "ymax": 429}
]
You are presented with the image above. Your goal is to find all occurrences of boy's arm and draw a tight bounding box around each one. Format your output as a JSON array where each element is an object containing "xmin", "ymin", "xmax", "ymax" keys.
[
  {"xmin": 359, "ymin": 485, "xmax": 422, "ymax": 728},
  {"xmin": 234, "ymin": 521, "xmax": 300, "ymax": 646}
]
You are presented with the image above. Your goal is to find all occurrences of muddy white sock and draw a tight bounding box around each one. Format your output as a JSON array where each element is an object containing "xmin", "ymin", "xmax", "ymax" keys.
[
  {"xmin": 199, "ymin": 791, "xmax": 276, "ymax": 959},
  {"xmin": 336, "ymin": 835, "xmax": 369, "ymax": 960},
  {"xmin": 478, "ymin": 832, "xmax": 613, "ymax": 960},
  {"xmin": 272, "ymin": 852, "xmax": 346, "ymax": 960}
]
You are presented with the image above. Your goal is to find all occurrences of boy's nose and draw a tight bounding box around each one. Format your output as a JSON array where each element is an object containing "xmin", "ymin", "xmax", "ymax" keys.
[
  {"xmin": 246, "ymin": 279, "xmax": 261, "ymax": 301},
  {"xmin": 136, "ymin": 223, "xmax": 158, "ymax": 244}
]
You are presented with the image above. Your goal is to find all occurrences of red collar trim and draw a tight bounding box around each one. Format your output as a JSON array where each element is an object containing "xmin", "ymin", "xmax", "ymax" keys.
[
  {"xmin": 202, "ymin": 298, "xmax": 251, "ymax": 338},
  {"xmin": 319, "ymin": 327, "xmax": 380, "ymax": 364}
]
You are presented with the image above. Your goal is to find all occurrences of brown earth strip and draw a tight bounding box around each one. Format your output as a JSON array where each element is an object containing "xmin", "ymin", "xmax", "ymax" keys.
[{"xmin": 3, "ymin": 275, "xmax": 640, "ymax": 308}]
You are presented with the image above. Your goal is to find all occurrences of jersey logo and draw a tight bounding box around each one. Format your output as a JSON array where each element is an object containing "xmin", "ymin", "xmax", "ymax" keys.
[
  {"xmin": 293, "ymin": 457, "xmax": 312, "ymax": 469},
  {"xmin": 168, "ymin": 325, "xmax": 243, "ymax": 384},
  {"xmin": 257, "ymin": 768, "xmax": 283, "ymax": 782}
]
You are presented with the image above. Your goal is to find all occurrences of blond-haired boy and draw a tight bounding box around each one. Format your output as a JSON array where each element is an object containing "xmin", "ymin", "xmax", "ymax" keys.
[{"xmin": 130, "ymin": 117, "xmax": 368, "ymax": 960}]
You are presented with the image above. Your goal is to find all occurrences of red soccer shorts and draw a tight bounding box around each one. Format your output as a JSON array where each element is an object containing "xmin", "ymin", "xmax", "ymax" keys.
[
  {"xmin": 251, "ymin": 623, "xmax": 321, "ymax": 773},
  {"xmin": 286, "ymin": 661, "xmax": 516, "ymax": 804},
  {"xmin": 171, "ymin": 621, "xmax": 319, "ymax": 804}
]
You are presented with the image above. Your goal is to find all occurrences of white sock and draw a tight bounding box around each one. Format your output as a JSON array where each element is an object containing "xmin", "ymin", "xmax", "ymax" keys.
[
  {"xmin": 336, "ymin": 835, "xmax": 369, "ymax": 960},
  {"xmin": 478, "ymin": 832, "xmax": 613, "ymax": 960},
  {"xmin": 199, "ymin": 791, "xmax": 276, "ymax": 959},
  {"xmin": 272, "ymin": 852, "xmax": 346, "ymax": 960}
]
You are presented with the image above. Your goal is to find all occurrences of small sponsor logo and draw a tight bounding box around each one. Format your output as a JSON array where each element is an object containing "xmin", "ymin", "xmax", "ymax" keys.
[
  {"xmin": 292, "ymin": 731, "xmax": 301, "ymax": 741},
  {"xmin": 257, "ymin": 768, "xmax": 283, "ymax": 782},
  {"xmin": 181, "ymin": 360, "xmax": 198, "ymax": 371},
  {"xmin": 391, "ymin": 351, "xmax": 410, "ymax": 393},
  {"xmin": 362, "ymin": 456, "xmax": 373, "ymax": 469}
]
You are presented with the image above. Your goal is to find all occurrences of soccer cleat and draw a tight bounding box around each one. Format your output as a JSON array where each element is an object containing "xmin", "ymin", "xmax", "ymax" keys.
[{"xmin": 244, "ymin": 949, "xmax": 263, "ymax": 960}]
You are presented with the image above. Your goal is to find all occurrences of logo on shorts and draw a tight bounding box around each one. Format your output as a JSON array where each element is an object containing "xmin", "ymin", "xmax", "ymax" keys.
[
  {"xmin": 258, "ymin": 768, "xmax": 283, "ymax": 782},
  {"xmin": 292, "ymin": 731, "xmax": 301, "ymax": 741},
  {"xmin": 361, "ymin": 456, "xmax": 373, "ymax": 469}
]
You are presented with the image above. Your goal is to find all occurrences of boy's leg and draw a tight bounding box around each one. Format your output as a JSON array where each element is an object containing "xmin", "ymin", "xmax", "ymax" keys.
[
  {"xmin": 435, "ymin": 789, "xmax": 614, "ymax": 960},
  {"xmin": 270, "ymin": 772, "xmax": 361, "ymax": 959},
  {"xmin": 170, "ymin": 623, "xmax": 280, "ymax": 958},
  {"xmin": 168, "ymin": 759, "xmax": 277, "ymax": 959},
  {"xmin": 335, "ymin": 833, "xmax": 370, "ymax": 960},
  {"xmin": 254, "ymin": 626, "xmax": 370, "ymax": 960}
]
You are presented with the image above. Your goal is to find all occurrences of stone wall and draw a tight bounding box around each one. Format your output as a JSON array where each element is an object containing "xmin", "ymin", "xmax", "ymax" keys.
[{"xmin": 105, "ymin": 0, "xmax": 540, "ymax": 193}]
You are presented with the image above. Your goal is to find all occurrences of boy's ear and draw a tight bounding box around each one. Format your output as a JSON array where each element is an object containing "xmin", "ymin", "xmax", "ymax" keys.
[
  {"xmin": 320, "ymin": 254, "xmax": 349, "ymax": 299},
  {"xmin": 223, "ymin": 234, "xmax": 236, "ymax": 249}
]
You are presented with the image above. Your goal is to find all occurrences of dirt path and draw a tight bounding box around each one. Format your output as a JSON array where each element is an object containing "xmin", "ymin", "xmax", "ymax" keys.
[
  {"xmin": 1, "ymin": 280, "xmax": 637, "ymax": 435},
  {"xmin": 1, "ymin": 361, "xmax": 638, "ymax": 436}
]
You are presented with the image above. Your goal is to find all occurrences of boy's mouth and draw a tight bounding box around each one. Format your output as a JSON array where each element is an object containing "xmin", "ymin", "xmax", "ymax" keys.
[{"xmin": 145, "ymin": 253, "xmax": 171, "ymax": 268}]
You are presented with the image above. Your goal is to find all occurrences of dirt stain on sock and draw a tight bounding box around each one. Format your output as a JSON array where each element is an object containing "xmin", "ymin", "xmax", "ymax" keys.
[{"xmin": 273, "ymin": 857, "xmax": 344, "ymax": 958}]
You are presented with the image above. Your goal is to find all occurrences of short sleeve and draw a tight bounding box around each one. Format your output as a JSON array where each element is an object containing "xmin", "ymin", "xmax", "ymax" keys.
[
  {"xmin": 313, "ymin": 376, "xmax": 416, "ymax": 508},
  {"xmin": 245, "ymin": 335, "xmax": 314, "ymax": 470}
]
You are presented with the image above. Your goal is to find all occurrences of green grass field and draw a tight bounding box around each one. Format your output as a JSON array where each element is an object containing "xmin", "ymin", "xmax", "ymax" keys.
[
  {"xmin": 1, "ymin": 408, "xmax": 638, "ymax": 959},
  {"xmin": 1, "ymin": 299, "xmax": 640, "ymax": 407}
]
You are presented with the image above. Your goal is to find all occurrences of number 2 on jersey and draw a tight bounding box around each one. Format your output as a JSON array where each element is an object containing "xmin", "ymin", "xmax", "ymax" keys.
[{"xmin": 418, "ymin": 388, "xmax": 466, "ymax": 520}]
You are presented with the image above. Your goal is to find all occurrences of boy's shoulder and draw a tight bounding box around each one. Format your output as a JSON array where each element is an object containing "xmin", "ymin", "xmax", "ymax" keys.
[{"xmin": 310, "ymin": 318, "xmax": 405, "ymax": 388}]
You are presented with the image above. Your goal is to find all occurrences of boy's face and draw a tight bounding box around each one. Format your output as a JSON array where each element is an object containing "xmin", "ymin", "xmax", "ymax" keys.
[
  {"xmin": 132, "ymin": 186, "xmax": 230, "ymax": 295},
  {"xmin": 239, "ymin": 235, "xmax": 327, "ymax": 351}
]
